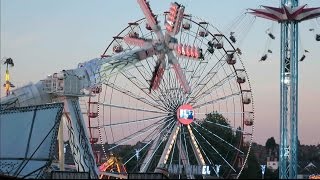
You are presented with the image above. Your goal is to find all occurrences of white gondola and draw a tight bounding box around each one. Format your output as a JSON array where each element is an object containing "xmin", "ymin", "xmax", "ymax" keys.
[
  {"xmin": 182, "ymin": 14, "xmax": 191, "ymax": 30},
  {"xmin": 128, "ymin": 22, "xmax": 139, "ymax": 38},
  {"xmin": 242, "ymin": 90, "xmax": 252, "ymax": 104},
  {"xmin": 215, "ymin": 42, "xmax": 223, "ymax": 49},
  {"xmin": 213, "ymin": 34, "xmax": 224, "ymax": 49},
  {"xmin": 89, "ymin": 137, "xmax": 98, "ymax": 144},
  {"xmin": 199, "ymin": 30, "xmax": 208, "ymax": 37},
  {"xmin": 112, "ymin": 36, "xmax": 124, "ymax": 53},
  {"xmin": 91, "ymin": 85, "xmax": 102, "ymax": 94},
  {"xmin": 129, "ymin": 32, "xmax": 139, "ymax": 38},
  {"xmin": 244, "ymin": 111, "xmax": 254, "ymax": 126},
  {"xmin": 88, "ymin": 112, "xmax": 98, "ymax": 118},
  {"xmin": 182, "ymin": 22, "xmax": 191, "ymax": 30},
  {"xmin": 236, "ymin": 69, "xmax": 246, "ymax": 84},
  {"xmin": 113, "ymin": 45, "xmax": 123, "ymax": 53},
  {"xmin": 226, "ymin": 53, "xmax": 236, "ymax": 65},
  {"xmin": 199, "ymin": 21, "xmax": 209, "ymax": 37},
  {"xmin": 237, "ymin": 77, "xmax": 245, "ymax": 84},
  {"xmin": 88, "ymin": 100, "xmax": 99, "ymax": 118}
]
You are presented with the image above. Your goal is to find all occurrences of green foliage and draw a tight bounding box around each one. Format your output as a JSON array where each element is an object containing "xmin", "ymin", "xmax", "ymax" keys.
[
  {"xmin": 239, "ymin": 148, "xmax": 260, "ymax": 179},
  {"xmin": 265, "ymin": 137, "xmax": 277, "ymax": 151},
  {"xmin": 264, "ymin": 168, "xmax": 278, "ymax": 179},
  {"xmin": 192, "ymin": 113, "xmax": 242, "ymax": 177}
]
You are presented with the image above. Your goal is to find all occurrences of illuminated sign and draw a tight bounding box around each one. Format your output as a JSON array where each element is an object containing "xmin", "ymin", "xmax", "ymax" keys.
[
  {"xmin": 159, "ymin": 164, "xmax": 220, "ymax": 176},
  {"xmin": 177, "ymin": 104, "xmax": 194, "ymax": 125},
  {"xmin": 310, "ymin": 174, "xmax": 320, "ymax": 179}
]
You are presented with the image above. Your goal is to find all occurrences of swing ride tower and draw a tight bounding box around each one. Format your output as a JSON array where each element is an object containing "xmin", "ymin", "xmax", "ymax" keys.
[{"xmin": 250, "ymin": 0, "xmax": 320, "ymax": 179}]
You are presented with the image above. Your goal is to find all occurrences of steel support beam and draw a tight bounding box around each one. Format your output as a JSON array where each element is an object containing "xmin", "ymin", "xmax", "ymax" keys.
[{"xmin": 279, "ymin": 0, "xmax": 299, "ymax": 178}]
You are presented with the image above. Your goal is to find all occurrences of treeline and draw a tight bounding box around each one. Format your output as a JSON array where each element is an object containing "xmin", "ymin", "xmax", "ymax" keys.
[{"xmin": 239, "ymin": 137, "xmax": 320, "ymax": 179}]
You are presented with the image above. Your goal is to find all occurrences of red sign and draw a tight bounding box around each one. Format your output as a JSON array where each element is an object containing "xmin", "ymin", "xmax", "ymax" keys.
[{"xmin": 177, "ymin": 104, "xmax": 194, "ymax": 125}]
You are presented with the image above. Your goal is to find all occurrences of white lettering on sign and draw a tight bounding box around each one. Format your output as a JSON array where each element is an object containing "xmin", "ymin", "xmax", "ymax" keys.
[
  {"xmin": 214, "ymin": 164, "xmax": 221, "ymax": 177},
  {"xmin": 163, "ymin": 164, "xmax": 217, "ymax": 175},
  {"xmin": 202, "ymin": 166, "xmax": 211, "ymax": 175}
]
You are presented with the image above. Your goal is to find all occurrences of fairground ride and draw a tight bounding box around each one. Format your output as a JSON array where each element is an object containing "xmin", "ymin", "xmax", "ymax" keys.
[{"xmin": 0, "ymin": 0, "xmax": 256, "ymax": 179}]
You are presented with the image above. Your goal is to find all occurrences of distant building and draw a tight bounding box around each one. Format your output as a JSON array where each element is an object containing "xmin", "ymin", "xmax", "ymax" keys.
[
  {"xmin": 266, "ymin": 157, "xmax": 278, "ymax": 172},
  {"xmin": 266, "ymin": 147, "xmax": 279, "ymax": 172}
]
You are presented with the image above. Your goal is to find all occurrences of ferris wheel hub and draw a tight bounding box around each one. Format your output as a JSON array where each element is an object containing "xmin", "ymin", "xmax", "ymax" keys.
[{"xmin": 177, "ymin": 104, "xmax": 194, "ymax": 125}]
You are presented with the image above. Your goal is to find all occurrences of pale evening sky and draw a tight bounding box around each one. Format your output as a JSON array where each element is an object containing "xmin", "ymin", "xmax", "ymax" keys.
[{"xmin": 1, "ymin": 0, "xmax": 320, "ymax": 145}]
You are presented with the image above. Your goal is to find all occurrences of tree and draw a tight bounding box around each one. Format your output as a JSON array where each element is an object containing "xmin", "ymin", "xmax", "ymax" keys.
[
  {"xmin": 194, "ymin": 113, "xmax": 240, "ymax": 178},
  {"xmin": 239, "ymin": 148, "xmax": 260, "ymax": 179},
  {"xmin": 264, "ymin": 168, "xmax": 278, "ymax": 179},
  {"xmin": 3, "ymin": 57, "xmax": 14, "ymax": 67},
  {"xmin": 265, "ymin": 137, "xmax": 277, "ymax": 152}
]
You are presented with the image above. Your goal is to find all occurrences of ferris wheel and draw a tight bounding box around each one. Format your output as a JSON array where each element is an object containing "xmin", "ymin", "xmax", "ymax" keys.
[{"xmin": 84, "ymin": 1, "xmax": 255, "ymax": 179}]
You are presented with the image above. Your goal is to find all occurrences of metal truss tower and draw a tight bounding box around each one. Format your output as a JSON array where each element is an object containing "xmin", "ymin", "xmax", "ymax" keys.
[{"xmin": 250, "ymin": 1, "xmax": 320, "ymax": 179}]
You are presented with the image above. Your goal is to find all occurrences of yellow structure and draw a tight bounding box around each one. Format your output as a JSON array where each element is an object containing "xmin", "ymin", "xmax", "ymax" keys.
[
  {"xmin": 310, "ymin": 174, "xmax": 320, "ymax": 179},
  {"xmin": 98, "ymin": 153, "xmax": 127, "ymax": 179},
  {"xmin": 3, "ymin": 58, "xmax": 14, "ymax": 96},
  {"xmin": 5, "ymin": 69, "xmax": 10, "ymax": 95}
]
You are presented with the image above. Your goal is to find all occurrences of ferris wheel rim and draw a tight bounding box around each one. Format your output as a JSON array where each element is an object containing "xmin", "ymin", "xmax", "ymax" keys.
[{"xmin": 87, "ymin": 13, "xmax": 255, "ymax": 178}]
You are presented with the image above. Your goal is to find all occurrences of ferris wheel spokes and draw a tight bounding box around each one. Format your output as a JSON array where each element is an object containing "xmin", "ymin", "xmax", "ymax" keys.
[
  {"xmin": 124, "ymin": 119, "xmax": 176, "ymax": 165},
  {"xmin": 187, "ymin": 66, "xmax": 235, "ymax": 105},
  {"xmin": 191, "ymin": 125, "xmax": 237, "ymax": 172},
  {"xmin": 201, "ymin": 120, "xmax": 252, "ymax": 136},
  {"xmin": 185, "ymin": 56, "xmax": 226, "ymax": 101},
  {"xmin": 104, "ymin": 82, "xmax": 167, "ymax": 111},
  {"xmin": 193, "ymin": 122, "xmax": 244, "ymax": 154},
  {"xmin": 108, "ymin": 115, "xmax": 173, "ymax": 151},
  {"xmin": 140, "ymin": 120, "xmax": 176, "ymax": 172},
  {"xmin": 96, "ymin": 2, "xmax": 255, "ymax": 177},
  {"xmin": 93, "ymin": 114, "xmax": 169, "ymax": 129},
  {"xmin": 192, "ymin": 91, "xmax": 241, "ymax": 109}
]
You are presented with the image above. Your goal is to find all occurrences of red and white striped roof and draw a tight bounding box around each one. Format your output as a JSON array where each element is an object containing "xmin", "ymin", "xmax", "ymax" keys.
[{"xmin": 249, "ymin": 4, "xmax": 320, "ymax": 22}]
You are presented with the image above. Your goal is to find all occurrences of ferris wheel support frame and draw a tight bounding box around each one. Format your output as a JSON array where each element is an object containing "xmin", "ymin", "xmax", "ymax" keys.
[{"xmin": 250, "ymin": 1, "xmax": 320, "ymax": 178}]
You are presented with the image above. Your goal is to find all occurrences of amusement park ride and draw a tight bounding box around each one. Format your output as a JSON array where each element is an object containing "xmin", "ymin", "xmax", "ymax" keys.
[
  {"xmin": 250, "ymin": 0, "xmax": 320, "ymax": 179},
  {"xmin": 0, "ymin": 0, "xmax": 256, "ymax": 179}
]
